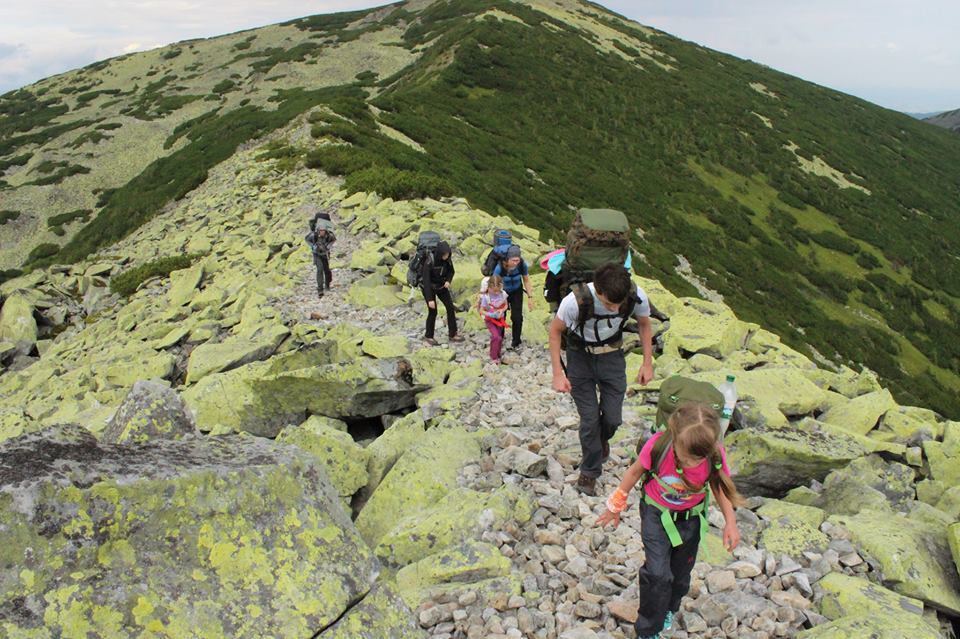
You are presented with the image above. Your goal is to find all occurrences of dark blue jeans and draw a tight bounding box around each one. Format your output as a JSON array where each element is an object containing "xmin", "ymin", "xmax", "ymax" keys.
[{"xmin": 635, "ymin": 501, "xmax": 701, "ymax": 636}]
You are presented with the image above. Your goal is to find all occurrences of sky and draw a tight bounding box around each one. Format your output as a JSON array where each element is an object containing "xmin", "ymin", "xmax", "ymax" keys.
[{"xmin": 1, "ymin": 1, "xmax": 958, "ymax": 113}]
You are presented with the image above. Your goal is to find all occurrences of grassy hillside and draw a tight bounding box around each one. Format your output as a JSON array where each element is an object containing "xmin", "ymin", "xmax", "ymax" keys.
[{"xmin": 2, "ymin": 0, "xmax": 960, "ymax": 416}]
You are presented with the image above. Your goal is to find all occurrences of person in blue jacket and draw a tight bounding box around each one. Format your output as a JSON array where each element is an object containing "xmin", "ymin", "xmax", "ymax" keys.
[{"xmin": 492, "ymin": 245, "xmax": 534, "ymax": 350}]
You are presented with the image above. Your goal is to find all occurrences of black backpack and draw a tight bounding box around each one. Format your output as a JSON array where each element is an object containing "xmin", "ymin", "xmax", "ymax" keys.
[{"xmin": 407, "ymin": 231, "xmax": 441, "ymax": 288}]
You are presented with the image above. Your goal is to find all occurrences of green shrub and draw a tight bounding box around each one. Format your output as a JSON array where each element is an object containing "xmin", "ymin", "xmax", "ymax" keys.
[
  {"xmin": 856, "ymin": 251, "xmax": 882, "ymax": 270},
  {"xmin": 26, "ymin": 243, "xmax": 60, "ymax": 264},
  {"xmin": 162, "ymin": 48, "xmax": 182, "ymax": 60},
  {"xmin": 212, "ymin": 79, "xmax": 236, "ymax": 95},
  {"xmin": 310, "ymin": 122, "xmax": 359, "ymax": 143},
  {"xmin": 305, "ymin": 146, "xmax": 381, "ymax": 175},
  {"xmin": 0, "ymin": 210, "xmax": 21, "ymax": 224},
  {"xmin": 0, "ymin": 269, "xmax": 23, "ymax": 286},
  {"xmin": 810, "ymin": 230, "xmax": 860, "ymax": 254},
  {"xmin": 109, "ymin": 254, "xmax": 198, "ymax": 297},
  {"xmin": 46, "ymin": 209, "xmax": 92, "ymax": 235},
  {"xmin": 344, "ymin": 166, "xmax": 455, "ymax": 200}
]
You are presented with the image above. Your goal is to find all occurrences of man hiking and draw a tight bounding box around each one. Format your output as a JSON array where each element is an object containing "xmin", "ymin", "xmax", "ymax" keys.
[
  {"xmin": 305, "ymin": 219, "xmax": 336, "ymax": 298},
  {"xmin": 549, "ymin": 263, "xmax": 654, "ymax": 495}
]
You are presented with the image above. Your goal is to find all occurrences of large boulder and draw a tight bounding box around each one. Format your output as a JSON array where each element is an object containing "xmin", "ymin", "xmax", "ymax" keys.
[
  {"xmin": 949, "ymin": 523, "xmax": 960, "ymax": 581},
  {"xmin": 0, "ymin": 293, "xmax": 37, "ymax": 357},
  {"xmin": 184, "ymin": 322, "xmax": 290, "ymax": 384},
  {"xmin": 0, "ymin": 424, "xmax": 379, "ymax": 638},
  {"xmin": 662, "ymin": 299, "xmax": 749, "ymax": 360},
  {"xmin": 828, "ymin": 509, "xmax": 960, "ymax": 615},
  {"xmin": 878, "ymin": 405, "xmax": 943, "ymax": 445},
  {"xmin": 277, "ymin": 419, "xmax": 369, "ymax": 502},
  {"xmin": 101, "ymin": 380, "xmax": 196, "ymax": 444},
  {"xmin": 796, "ymin": 613, "xmax": 941, "ymax": 639},
  {"xmin": 819, "ymin": 389, "xmax": 896, "ymax": 435},
  {"xmin": 355, "ymin": 424, "xmax": 482, "ymax": 549},
  {"xmin": 320, "ymin": 582, "xmax": 425, "ymax": 639},
  {"xmin": 817, "ymin": 573, "xmax": 925, "ymax": 620},
  {"xmin": 816, "ymin": 455, "xmax": 916, "ymax": 516},
  {"xmin": 183, "ymin": 346, "xmax": 425, "ymax": 436},
  {"xmin": 756, "ymin": 500, "xmax": 828, "ymax": 556},
  {"xmin": 725, "ymin": 423, "xmax": 867, "ymax": 496}
]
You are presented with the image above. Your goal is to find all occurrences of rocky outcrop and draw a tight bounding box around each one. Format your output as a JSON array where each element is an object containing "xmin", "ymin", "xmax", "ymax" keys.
[
  {"xmin": 101, "ymin": 380, "xmax": 196, "ymax": 444},
  {"xmin": 0, "ymin": 424, "xmax": 387, "ymax": 638}
]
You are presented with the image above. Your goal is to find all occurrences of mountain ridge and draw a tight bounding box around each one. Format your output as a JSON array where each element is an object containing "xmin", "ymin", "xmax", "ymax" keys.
[
  {"xmin": 2, "ymin": 0, "xmax": 960, "ymax": 416},
  {"xmin": 925, "ymin": 108, "xmax": 960, "ymax": 133}
]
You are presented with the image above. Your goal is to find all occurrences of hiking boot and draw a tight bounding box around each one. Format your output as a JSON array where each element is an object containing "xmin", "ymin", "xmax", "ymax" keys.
[
  {"xmin": 317, "ymin": 291, "xmax": 324, "ymax": 299},
  {"xmin": 601, "ymin": 440, "xmax": 610, "ymax": 464},
  {"xmin": 662, "ymin": 611, "xmax": 674, "ymax": 632},
  {"xmin": 575, "ymin": 474, "xmax": 597, "ymax": 496},
  {"xmin": 449, "ymin": 334, "xmax": 465, "ymax": 343},
  {"xmin": 423, "ymin": 337, "xmax": 439, "ymax": 346}
]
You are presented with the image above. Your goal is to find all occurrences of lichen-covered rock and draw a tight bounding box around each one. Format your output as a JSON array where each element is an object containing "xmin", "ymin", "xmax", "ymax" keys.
[
  {"xmin": 277, "ymin": 420, "xmax": 369, "ymax": 501},
  {"xmin": 359, "ymin": 412, "xmax": 427, "ymax": 505},
  {"xmin": 101, "ymin": 380, "xmax": 196, "ymax": 445},
  {"xmin": 815, "ymin": 455, "xmax": 916, "ymax": 516},
  {"xmin": 184, "ymin": 352, "xmax": 423, "ymax": 437},
  {"xmin": 347, "ymin": 282, "xmax": 407, "ymax": 307},
  {"xmin": 878, "ymin": 405, "xmax": 943, "ymax": 445},
  {"xmin": 300, "ymin": 414, "xmax": 349, "ymax": 432},
  {"xmin": 362, "ymin": 335, "xmax": 410, "ymax": 359},
  {"xmin": 922, "ymin": 438, "xmax": 960, "ymax": 485},
  {"xmin": 0, "ymin": 293, "xmax": 37, "ymax": 356},
  {"xmin": 320, "ymin": 582, "xmax": 426, "ymax": 639},
  {"xmin": 692, "ymin": 368, "xmax": 827, "ymax": 428},
  {"xmin": 817, "ymin": 572, "xmax": 924, "ymax": 620},
  {"xmin": 374, "ymin": 484, "xmax": 533, "ymax": 568},
  {"xmin": 415, "ymin": 360, "xmax": 482, "ymax": 420},
  {"xmin": 0, "ymin": 424, "xmax": 379, "ymax": 638},
  {"xmin": 662, "ymin": 299, "xmax": 748, "ymax": 360},
  {"xmin": 167, "ymin": 264, "xmax": 204, "ymax": 306},
  {"xmin": 828, "ymin": 509, "xmax": 960, "ymax": 615},
  {"xmin": 101, "ymin": 349, "xmax": 176, "ymax": 387},
  {"xmin": 756, "ymin": 500, "xmax": 828, "ymax": 555},
  {"xmin": 819, "ymin": 388, "xmax": 896, "ymax": 435},
  {"xmin": 949, "ymin": 523, "xmax": 960, "ymax": 581},
  {"xmin": 795, "ymin": 612, "xmax": 941, "ymax": 639},
  {"xmin": 355, "ymin": 424, "xmax": 482, "ymax": 548},
  {"xmin": 185, "ymin": 325, "xmax": 290, "ymax": 384},
  {"xmin": 394, "ymin": 540, "xmax": 518, "ymax": 608},
  {"xmin": 408, "ymin": 347, "xmax": 457, "ymax": 387},
  {"xmin": 725, "ymin": 424, "xmax": 867, "ymax": 496}
]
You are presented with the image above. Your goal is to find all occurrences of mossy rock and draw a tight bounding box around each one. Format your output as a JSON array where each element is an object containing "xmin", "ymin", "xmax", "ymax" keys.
[
  {"xmin": 828, "ymin": 509, "xmax": 960, "ymax": 615},
  {"xmin": 795, "ymin": 612, "xmax": 941, "ymax": 639},
  {"xmin": 321, "ymin": 582, "xmax": 426, "ymax": 639},
  {"xmin": 817, "ymin": 572, "xmax": 924, "ymax": 620},
  {"xmin": 359, "ymin": 412, "xmax": 427, "ymax": 505},
  {"xmin": 816, "ymin": 455, "xmax": 916, "ymax": 516},
  {"xmin": 101, "ymin": 380, "xmax": 196, "ymax": 445},
  {"xmin": 185, "ymin": 326, "xmax": 289, "ymax": 384},
  {"xmin": 355, "ymin": 424, "xmax": 482, "ymax": 548},
  {"xmin": 661, "ymin": 298, "xmax": 749, "ymax": 360},
  {"xmin": 949, "ymin": 523, "xmax": 960, "ymax": 582},
  {"xmin": 819, "ymin": 389, "xmax": 897, "ymax": 435},
  {"xmin": 277, "ymin": 421, "xmax": 369, "ymax": 500},
  {"xmin": 362, "ymin": 335, "xmax": 410, "ymax": 359},
  {"xmin": 394, "ymin": 540, "xmax": 518, "ymax": 609},
  {"xmin": 756, "ymin": 500, "xmax": 828, "ymax": 556},
  {"xmin": 922, "ymin": 439, "xmax": 960, "ymax": 485},
  {"xmin": 725, "ymin": 424, "xmax": 867, "ymax": 497},
  {"xmin": 0, "ymin": 293, "xmax": 37, "ymax": 356},
  {"xmin": 0, "ymin": 424, "xmax": 378, "ymax": 638},
  {"xmin": 167, "ymin": 264, "xmax": 203, "ymax": 306},
  {"xmin": 374, "ymin": 484, "xmax": 533, "ymax": 568},
  {"xmin": 878, "ymin": 405, "xmax": 943, "ymax": 445}
]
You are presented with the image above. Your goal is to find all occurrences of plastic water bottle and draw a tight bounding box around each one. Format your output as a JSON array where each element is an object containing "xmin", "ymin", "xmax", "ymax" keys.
[{"xmin": 718, "ymin": 374, "xmax": 737, "ymax": 436}]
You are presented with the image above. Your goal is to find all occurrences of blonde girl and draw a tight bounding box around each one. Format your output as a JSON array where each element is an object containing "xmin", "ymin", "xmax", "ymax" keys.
[
  {"xmin": 597, "ymin": 403, "xmax": 744, "ymax": 639},
  {"xmin": 478, "ymin": 276, "xmax": 508, "ymax": 363}
]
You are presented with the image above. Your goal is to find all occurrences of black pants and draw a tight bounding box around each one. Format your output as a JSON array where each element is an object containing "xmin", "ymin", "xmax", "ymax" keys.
[
  {"xmin": 506, "ymin": 288, "xmax": 524, "ymax": 347},
  {"xmin": 313, "ymin": 253, "xmax": 332, "ymax": 292},
  {"xmin": 566, "ymin": 348, "xmax": 626, "ymax": 478},
  {"xmin": 423, "ymin": 287, "xmax": 457, "ymax": 338},
  {"xmin": 635, "ymin": 502, "xmax": 701, "ymax": 636}
]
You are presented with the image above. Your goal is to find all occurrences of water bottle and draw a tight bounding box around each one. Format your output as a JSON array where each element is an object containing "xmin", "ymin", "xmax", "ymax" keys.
[{"xmin": 718, "ymin": 374, "xmax": 737, "ymax": 436}]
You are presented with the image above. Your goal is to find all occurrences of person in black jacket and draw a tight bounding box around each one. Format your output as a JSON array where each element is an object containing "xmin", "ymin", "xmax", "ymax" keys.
[{"xmin": 421, "ymin": 241, "xmax": 463, "ymax": 345}]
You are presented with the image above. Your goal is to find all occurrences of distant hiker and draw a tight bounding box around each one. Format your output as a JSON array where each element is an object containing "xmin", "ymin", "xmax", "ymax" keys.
[
  {"xmin": 478, "ymin": 275, "xmax": 508, "ymax": 364},
  {"xmin": 305, "ymin": 219, "xmax": 336, "ymax": 298},
  {"xmin": 421, "ymin": 240, "xmax": 463, "ymax": 345},
  {"xmin": 492, "ymin": 245, "xmax": 534, "ymax": 350},
  {"xmin": 597, "ymin": 403, "xmax": 744, "ymax": 639},
  {"xmin": 549, "ymin": 263, "xmax": 654, "ymax": 495}
]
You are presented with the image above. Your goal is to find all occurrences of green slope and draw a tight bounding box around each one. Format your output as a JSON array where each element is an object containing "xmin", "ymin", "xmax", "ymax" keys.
[{"xmin": 2, "ymin": 0, "xmax": 960, "ymax": 416}]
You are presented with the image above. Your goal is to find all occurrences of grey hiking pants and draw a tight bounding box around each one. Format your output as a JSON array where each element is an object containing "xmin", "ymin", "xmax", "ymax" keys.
[{"xmin": 566, "ymin": 348, "xmax": 627, "ymax": 478}]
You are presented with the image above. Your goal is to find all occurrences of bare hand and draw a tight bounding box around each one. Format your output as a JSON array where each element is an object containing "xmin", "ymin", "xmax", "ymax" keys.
[
  {"xmin": 428, "ymin": 301, "xmax": 436, "ymax": 309},
  {"xmin": 552, "ymin": 373, "xmax": 572, "ymax": 393},
  {"xmin": 723, "ymin": 522, "xmax": 741, "ymax": 552},
  {"xmin": 637, "ymin": 363, "xmax": 654, "ymax": 386},
  {"xmin": 527, "ymin": 298, "xmax": 534, "ymax": 311},
  {"xmin": 443, "ymin": 281, "xmax": 451, "ymax": 289},
  {"xmin": 596, "ymin": 509, "xmax": 621, "ymax": 529}
]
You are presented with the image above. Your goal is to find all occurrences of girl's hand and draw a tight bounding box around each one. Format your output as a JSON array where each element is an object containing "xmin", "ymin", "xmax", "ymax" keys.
[
  {"xmin": 723, "ymin": 522, "xmax": 741, "ymax": 552},
  {"xmin": 428, "ymin": 301, "xmax": 436, "ymax": 309},
  {"xmin": 596, "ymin": 509, "xmax": 621, "ymax": 529}
]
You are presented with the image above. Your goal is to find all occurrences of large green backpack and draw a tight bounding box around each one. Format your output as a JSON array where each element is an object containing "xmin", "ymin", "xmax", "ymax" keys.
[
  {"xmin": 636, "ymin": 375, "xmax": 725, "ymax": 454},
  {"xmin": 565, "ymin": 208, "xmax": 630, "ymax": 271}
]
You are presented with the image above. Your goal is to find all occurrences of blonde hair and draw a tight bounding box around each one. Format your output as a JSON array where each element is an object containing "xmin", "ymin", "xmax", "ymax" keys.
[
  {"xmin": 486, "ymin": 275, "xmax": 504, "ymax": 292},
  {"xmin": 668, "ymin": 403, "xmax": 745, "ymax": 507}
]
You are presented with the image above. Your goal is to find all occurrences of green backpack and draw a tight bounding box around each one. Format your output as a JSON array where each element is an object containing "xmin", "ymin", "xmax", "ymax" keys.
[
  {"xmin": 636, "ymin": 375, "xmax": 725, "ymax": 454},
  {"xmin": 564, "ymin": 208, "xmax": 630, "ymax": 271}
]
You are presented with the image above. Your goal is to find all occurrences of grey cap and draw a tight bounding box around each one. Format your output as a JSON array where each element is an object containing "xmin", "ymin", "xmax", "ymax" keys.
[{"xmin": 506, "ymin": 245, "xmax": 522, "ymax": 259}]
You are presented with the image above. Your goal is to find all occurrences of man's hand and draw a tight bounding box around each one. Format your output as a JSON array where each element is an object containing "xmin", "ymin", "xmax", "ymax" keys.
[
  {"xmin": 552, "ymin": 373, "xmax": 572, "ymax": 393},
  {"xmin": 527, "ymin": 297, "xmax": 534, "ymax": 311},
  {"xmin": 596, "ymin": 509, "xmax": 621, "ymax": 529},
  {"xmin": 723, "ymin": 522, "xmax": 741, "ymax": 552},
  {"xmin": 636, "ymin": 362, "xmax": 654, "ymax": 385},
  {"xmin": 428, "ymin": 301, "xmax": 436, "ymax": 309}
]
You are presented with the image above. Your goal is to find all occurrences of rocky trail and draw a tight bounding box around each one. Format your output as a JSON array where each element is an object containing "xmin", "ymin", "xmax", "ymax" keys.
[{"xmin": 1, "ymin": 129, "xmax": 958, "ymax": 639}]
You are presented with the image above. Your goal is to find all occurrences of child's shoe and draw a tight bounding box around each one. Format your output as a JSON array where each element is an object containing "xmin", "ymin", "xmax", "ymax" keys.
[{"xmin": 663, "ymin": 610, "xmax": 674, "ymax": 631}]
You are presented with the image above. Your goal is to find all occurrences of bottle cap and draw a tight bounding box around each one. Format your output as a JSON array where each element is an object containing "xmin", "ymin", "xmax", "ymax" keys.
[{"xmin": 726, "ymin": 374, "xmax": 736, "ymax": 382}]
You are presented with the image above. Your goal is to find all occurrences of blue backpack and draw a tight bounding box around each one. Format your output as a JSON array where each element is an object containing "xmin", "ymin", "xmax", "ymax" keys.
[{"xmin": 481, "ymin": 230, "xmax": 512, "ymax": 276}]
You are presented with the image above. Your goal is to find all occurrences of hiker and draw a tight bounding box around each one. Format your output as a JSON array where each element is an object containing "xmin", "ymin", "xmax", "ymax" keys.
[
  {"xmin": 421, "ymin": 241, "xmax": 463, "ymax": 345},
  {"xmin": 549, "ymin": 263, "xmax": 654, "ymax": 495},
  {"xmin": 477, "ymin": 275, "xmax": 509, "ymax": 364},
  {"xmin": 305, "ymin": 220, "xmax": 336, "ymax": 298},
  {"xmin": 597, "ymin": 403, "xmax": 744, "ymax": 639},
  {"xmin": 492, "ymin": 245, "xmax": 534, "ymax": 350}
]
